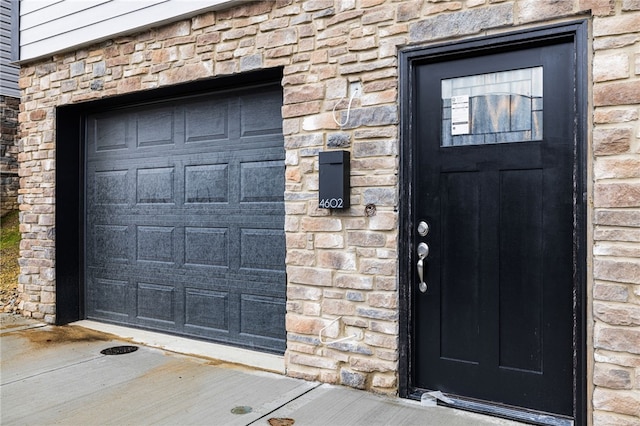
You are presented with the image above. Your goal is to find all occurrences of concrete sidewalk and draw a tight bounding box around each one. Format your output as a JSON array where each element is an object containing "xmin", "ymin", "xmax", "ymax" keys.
[{"xmin": 0, "ymin": 314, "xmax": 522, "ymax": 426}]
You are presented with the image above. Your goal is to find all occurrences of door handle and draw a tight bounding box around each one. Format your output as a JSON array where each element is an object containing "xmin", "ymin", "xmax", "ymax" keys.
[{"xmin": 417, "ymin": 242, "xmax": 429, "ymax": 293}]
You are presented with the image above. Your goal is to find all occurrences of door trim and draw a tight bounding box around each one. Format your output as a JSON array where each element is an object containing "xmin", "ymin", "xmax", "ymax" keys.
[{"xmin": 398, "ymin": 21, "xmax": 588, "ymax": 424}]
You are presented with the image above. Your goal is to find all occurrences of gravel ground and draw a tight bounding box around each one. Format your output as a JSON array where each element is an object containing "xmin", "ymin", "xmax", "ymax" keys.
[{"xmin": 1, "ymin": 286, "xmax": 20, "ymax": 314}]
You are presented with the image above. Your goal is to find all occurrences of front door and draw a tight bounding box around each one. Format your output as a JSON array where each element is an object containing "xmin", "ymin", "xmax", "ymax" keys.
[{"xmin": 406, "ymin": 34, "xmax": 581, "ymax": 420}]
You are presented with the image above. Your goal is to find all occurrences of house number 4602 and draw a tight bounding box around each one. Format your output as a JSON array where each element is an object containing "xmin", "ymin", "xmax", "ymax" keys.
[{"xmin": 319, "ymin": 198, "xmax": 344, "ymax": 209}]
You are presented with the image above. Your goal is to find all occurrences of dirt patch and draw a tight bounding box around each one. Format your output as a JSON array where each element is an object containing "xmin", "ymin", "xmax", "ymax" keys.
[
  {"xmin": 21, "ymin": 325, "xmax": 116, "ymax": 347},
  {"xmin": 203, "ymin": 358, "xmax": 264, "ymax": 373},
  {"xmin": 154, "ymin": 349, "xmax": 275, "ymax": 374},
  {"xmin": 191, "ymin": 353, "xmax": 285, "ymax": 374},
  {"xmin": 268, "ymin": 418, "xmax": 295, "ymax": 426}
]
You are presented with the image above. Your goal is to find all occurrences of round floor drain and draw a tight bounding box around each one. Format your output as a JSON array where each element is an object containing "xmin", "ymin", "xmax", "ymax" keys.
[
  {"xmin": 100, "ymin": 345, "xmax": 139, "ymax": 355},
  {"xmin": 231, "ymin": 406, "xmax": 252, "ymax": 415}
]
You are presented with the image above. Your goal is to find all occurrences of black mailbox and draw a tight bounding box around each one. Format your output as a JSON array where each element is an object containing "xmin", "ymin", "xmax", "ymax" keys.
[{"xmin": 319, "ymin": 150, "xmax": 350, "ymax": 209}]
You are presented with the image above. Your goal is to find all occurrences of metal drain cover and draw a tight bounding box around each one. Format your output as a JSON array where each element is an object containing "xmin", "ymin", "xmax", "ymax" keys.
[
  {"xmin": 100, "ymin": 345, "xmax": 139, "ymax": 355},
  {"xmin": 231, "ymin": 406, "xmax": 252, "ymax": 415}
]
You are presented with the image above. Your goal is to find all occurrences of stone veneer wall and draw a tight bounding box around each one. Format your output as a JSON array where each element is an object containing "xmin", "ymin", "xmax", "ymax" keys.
[
  {"xmin": 590, "ymin": 1, "xmax": 640, "ymax": 424},
  {"xmin": 1, "ymin": 95, "xmax": 20, "ymax": 215},
  {"xmin": 16, "ymin": 0, "xmax": 640, "ymax": 422}
]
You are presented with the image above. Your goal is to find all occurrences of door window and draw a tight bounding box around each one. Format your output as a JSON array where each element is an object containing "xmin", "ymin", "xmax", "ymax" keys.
[{"xmin": 441, "ymin": 67, "xmax": 543, "ymax": 146}]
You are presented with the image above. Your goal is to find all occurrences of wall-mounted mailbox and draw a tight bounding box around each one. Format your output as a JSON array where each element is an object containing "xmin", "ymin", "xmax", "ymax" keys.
[{"xmin": 319, "ymin": 150, "xmax": 350, "ymax": 209}]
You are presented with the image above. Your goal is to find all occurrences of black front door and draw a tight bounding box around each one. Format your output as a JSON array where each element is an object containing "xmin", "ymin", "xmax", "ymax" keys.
[{"xmin": 408, "ymin": 36, "xmax": 579, "ymax": 418}]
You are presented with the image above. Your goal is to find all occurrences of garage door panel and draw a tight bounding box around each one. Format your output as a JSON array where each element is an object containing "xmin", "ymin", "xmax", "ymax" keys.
[
  {"xmin": 93, "ymin": 170, "xmax": 129, "ymax": 205},
  {"xmin": 184, "ymin": 164, "xmax": 229, "ymax": 204},
  {"xmin": 184, "ymin": 227, "xmax": 229, "ymax": 267},
  {"xmin": 184, "ymin": 288, "xmax": 230, "ymax": 331},
  {"xmin": 89, "ymin": 136, "xmax": 285, "ymax": 163},
  {"xmin": 93, "ymin": 224, "xmax": 130, "ymax": 264},
  {"xmin": 240, "ymin": 89, "xmax": 285, "ymax": 137},
  {"xmin": 240, "ymin": 228, "xmax": 285, "ymax": 271},
  {"xmin": 136, "ymin": 226, "xmax": 176, "ymax": 264},
  {"xmin": 90, "ymin": 221, "xmax": 284, "ymax": 268},
  {"xmin": 240, "ymin": 160, "xmax": 285, "ymax": 203},
  {"xmin": 135, "ymin": 107, "xmax": 175, "ymax": 148},
  {"xmin": 91, "ymin": 277, "xmax": 128, "ymax": 318},
  {"xmin": 92, "ymin": 115, "xmax": 128, "ymax": 152},
  {"xmin": 86, "ymin": 83, "xmax": 286, "ymax": 353},
  {"xmin": 240, "ymin": 294, "xmax": 286, "ymax": 340},
  {"xmin": 185, "ymin": 99, "xmax": 230, "ymax": 143},
  {"xmin": 136, "ymin": 167, "xmax": 176, "ymax": 204},
  {"xmin": 136, "ymin": 282, "xmax": 176, "ymax": 323}
]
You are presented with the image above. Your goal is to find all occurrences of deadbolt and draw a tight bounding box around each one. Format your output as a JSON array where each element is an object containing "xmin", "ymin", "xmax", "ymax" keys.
[
  {"xmin": 417, "ymin": 242, "xmax": 429, "ymax": 259},
  {"xmin": 417, "ymin": 221, "xmax": 430, "ymax": 237}
]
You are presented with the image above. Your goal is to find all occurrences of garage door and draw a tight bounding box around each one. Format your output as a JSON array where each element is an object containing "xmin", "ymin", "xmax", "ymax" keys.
[{"xmin": 85, "ymin": 83, "xmax": 286, "ymax": 353}]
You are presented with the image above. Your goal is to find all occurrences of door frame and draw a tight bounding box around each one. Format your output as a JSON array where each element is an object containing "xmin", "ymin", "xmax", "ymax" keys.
[{"xmin": 398, "ymin": 21, "xmax": 588, "ymax": 424}]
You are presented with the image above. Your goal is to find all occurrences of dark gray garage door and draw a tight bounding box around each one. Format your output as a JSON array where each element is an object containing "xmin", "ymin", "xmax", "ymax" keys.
[{"xmin": 85, "ymin": 83, "xmax": 286, "ymax": 353}]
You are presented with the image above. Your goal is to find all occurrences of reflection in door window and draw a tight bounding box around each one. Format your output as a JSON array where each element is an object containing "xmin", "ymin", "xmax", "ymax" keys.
[{"xmin": 441, "ymin": 67, "xmax": 543, "ymax": 146}]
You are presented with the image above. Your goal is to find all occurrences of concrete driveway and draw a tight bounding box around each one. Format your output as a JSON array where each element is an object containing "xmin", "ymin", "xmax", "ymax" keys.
[{"xmin": 0, "ymin": 314, "xmax": 523, "ymax": 425}]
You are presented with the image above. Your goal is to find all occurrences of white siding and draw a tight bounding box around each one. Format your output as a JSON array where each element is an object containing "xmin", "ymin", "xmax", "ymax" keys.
[
  {"xmin": 19, "ymin": 0, "xmax": 240, "ymax": 63},
  {"xmin": 1, "ymin": 0, "xmax": 19, "ymax": 97}
]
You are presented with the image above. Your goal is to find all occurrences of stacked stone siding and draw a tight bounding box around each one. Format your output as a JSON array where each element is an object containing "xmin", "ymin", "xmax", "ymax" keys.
[
  {"xmin": 590, "ymin": 1, "xmax": 640, "ymax": 424},
  {"xmin": 16, "ymin": 0, "xmax": 640, "ymax": 422},
  {"xmin": 1, "ymin": 95, "xmax": 20, "ymax": 215}
]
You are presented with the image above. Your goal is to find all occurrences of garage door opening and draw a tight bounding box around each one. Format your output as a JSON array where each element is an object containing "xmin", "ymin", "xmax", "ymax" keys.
[{"xmin": 56, "ymin": 70, "xmax": 286, "ymax": 354}]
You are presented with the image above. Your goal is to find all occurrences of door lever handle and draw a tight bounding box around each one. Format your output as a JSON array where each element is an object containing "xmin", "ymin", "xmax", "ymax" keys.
[
  {"xmin": 417, "ymin": 258, "xmax": 427, "ymax": 293},
  {"xmin": 417, "ymin": 242, "xmax": 429, "ymax": 293}
]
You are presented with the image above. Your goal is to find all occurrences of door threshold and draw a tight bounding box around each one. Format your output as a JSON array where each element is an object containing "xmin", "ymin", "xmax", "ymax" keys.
[
  {"xmin": 73, "ymin": 320, "xmax": 285, "ymax": 374},
  {"xmin": 409, "ymin": 392, "xmax": 573, "ymax": 426}
]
